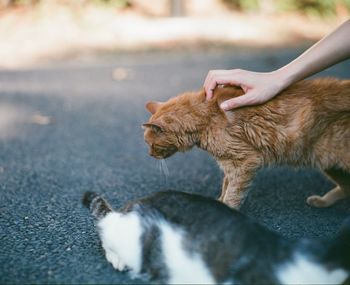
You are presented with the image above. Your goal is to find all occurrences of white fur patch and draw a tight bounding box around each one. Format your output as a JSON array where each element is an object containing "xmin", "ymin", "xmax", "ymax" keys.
[
  {"xmin": 98, "ymin": 212, "xmax": 143, "ymax": 273},
  {"xmin": 160, "ymin": 222, "xmax": 215, "ymax": 284},
  {"xmin": 277, "ymin": 253, "xmax": 348, "ymax": 285}
]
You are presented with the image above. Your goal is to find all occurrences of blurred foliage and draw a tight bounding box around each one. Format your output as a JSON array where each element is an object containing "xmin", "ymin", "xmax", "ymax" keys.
[
  {"xmin": 277, "ymin": 0, "xmax": 350, "ymax": 17},
  {"xmin": 91, "ymin": 0, "xmax": 131, "ymax": 8},
  {"xmin": 0, "ymin": 0, "xmax": 131, "ymax": 8},
  {"xmin": 1, "ymin": 0, "xmax": 350, "ymax": 18},
  {"xmin": 223, "ymin": 0, "xmax": 259, "ymax": 11},
  {"xmin": 223, "ymin": 0, "xmax": 350, "ymax": 17}
]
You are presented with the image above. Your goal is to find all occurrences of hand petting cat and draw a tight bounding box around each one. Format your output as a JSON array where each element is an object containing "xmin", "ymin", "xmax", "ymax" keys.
[
  {"xmin": 204, "ymin": 70, "xmax": 285, "ymax": 110},
  {"xmin": 204, "ymin": 19, "xmax": 350, "ymax": 110}
]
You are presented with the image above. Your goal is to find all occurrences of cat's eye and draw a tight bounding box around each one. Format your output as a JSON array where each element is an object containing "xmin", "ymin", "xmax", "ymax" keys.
[
  {"xmin": 152, "ymin": 126, "xmax": 163, "ymax": 134},
  {"xmin": 142, "ymin": 123, "xmax": 164, "ymax": 134}
]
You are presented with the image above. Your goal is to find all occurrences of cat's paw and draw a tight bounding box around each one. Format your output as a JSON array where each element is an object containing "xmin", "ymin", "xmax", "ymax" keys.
[
  {"xmin": 105, "ymin": 251, "xmax": 126, "ymax": 271},
  {"xmin": 219, "ymin": 191, "xmax": 244, "ymax": 209},
  {"xmin": 221, "ymin": 198, "xmax": 241, "ymax": 209},
  {"xmin": 306, "ymin": 195, "xmax": 329, "ymax": 208}
]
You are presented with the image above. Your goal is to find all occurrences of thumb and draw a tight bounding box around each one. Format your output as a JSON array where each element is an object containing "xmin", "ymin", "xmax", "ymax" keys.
[{"xmin": 220, "ymin": 92, "xmax": 259, "ymax": 110}]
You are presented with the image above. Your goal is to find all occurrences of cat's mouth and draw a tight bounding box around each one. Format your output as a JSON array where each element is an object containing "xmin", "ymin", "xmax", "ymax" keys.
[
  {"xmin": 150, "ymin": 145, "xmax": 178, "ymax": 159},
  {"xmin": 152, "ymin": 153, "xmax": 172, "ymax": 159}
]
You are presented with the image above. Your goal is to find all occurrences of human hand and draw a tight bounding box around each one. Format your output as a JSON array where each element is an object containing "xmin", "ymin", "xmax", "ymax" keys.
[{"xmin": 204, "ymin": 69, "xmax": 287, "ymax": 110}]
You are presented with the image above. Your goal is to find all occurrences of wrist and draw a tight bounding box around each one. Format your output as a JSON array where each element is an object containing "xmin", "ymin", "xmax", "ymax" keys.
[{"xmin": 269, "ymin": 69, "xmax": 294, "ymax": 92}]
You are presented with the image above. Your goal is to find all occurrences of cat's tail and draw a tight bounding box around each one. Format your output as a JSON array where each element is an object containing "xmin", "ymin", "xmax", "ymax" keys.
[{"xmin": 82, "ymin": 191, "xmax": 113, "ymax": 220}]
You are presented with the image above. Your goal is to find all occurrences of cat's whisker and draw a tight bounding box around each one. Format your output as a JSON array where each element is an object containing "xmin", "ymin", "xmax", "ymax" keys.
[
  {"xmin": 161, "ymin": 159, "xmax": 170, "ymax": 178},
  {"xmin": 157, "ymin": 159, "xmax": 169, "ymax": 184},
  {"xmin": 157, "ymin": 159, "xmax": 161, "ymax": 173}
]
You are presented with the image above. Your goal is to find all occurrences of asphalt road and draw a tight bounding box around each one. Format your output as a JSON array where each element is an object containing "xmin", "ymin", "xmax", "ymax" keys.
[{"xmin": 1, "ymin": 47, "xmax": 350, "ymax": 284}]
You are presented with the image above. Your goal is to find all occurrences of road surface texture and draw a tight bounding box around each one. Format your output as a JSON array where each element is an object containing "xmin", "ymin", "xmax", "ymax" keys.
[{"xmin": 1, "ymin": 48, "xmax": 350, "ymax": 283}]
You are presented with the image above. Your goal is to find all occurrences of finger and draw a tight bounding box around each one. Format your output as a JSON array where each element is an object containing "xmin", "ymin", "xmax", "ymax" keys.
[
  {"xmin": 205, "ymin": 79, "xmax": 218, "ymax": 100},
  {"xmin": 204, "ymin": 70, "xmax": 224, "ymax": 89},
  {"xmin": 204, "ymin": 70, "xmax": 222, "ymax": 100},
  {"xmin": 206, "ymin": 75, "xmax": 239, "ymax": 100},
  {"xmin": 209, "ymin": 75, "xmax": 243, "ymax": 91},
  {"xmin": 204, "ymin": 70, "xmax": 216, "ymax": 84},
  {"xmin": 205, "ymin": 77, "xmax": 222, "ymax": 100},
  {"xmin": 205, "ymin": 71, "xmax": 246, "ymax": 100},
  {"xmin": 220, "ymin": 92, "xmax": 258, "ymax": 110},
  {"xmin": 204, "ymin": 86, "xmax": 214, "ymax": 100}
]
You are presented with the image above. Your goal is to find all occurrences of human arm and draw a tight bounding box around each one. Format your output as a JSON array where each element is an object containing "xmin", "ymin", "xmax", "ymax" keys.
[{"xmin": 204, "ymin": 19, "xmax": 350, "ymax": 110}]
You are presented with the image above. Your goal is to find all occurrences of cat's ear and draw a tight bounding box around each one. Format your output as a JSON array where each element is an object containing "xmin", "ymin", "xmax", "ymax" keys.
[
  {"xmin": 146, "ymin": 101, "xmax": 163, "ymax": 114},
  {"xmin": 142, "ymin": 122, "xmax": 164, "ymax": 134}
]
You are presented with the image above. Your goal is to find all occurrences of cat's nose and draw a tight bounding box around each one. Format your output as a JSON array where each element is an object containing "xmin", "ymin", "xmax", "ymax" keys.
[{"xmin": 149, "ymin": 148, "xmax": 156, "ymax": 157}]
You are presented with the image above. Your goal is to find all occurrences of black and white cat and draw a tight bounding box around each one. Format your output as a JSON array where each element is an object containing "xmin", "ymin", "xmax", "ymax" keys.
[{"xmin": 83, "ymin": 191, "xmax": 350, "ymax": 284}]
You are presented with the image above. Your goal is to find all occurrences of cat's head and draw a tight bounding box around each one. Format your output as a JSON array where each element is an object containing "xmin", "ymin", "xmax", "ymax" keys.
[
  {"xmin": 143, "ymin": 91, "xmax": 207, "ymax": 159},
  {"xmin": 143, "ymin": 86, "xmax": 244, "ymax": 159},
  {"xmin": 142, "ymin": 121, "xmax": 178, "ymax": 159}
]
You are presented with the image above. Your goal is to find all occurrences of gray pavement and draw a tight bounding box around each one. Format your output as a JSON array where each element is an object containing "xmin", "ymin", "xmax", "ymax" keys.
[{"xmin": 1, "ymin": 47, "xmax": 350, "ymax": 284}]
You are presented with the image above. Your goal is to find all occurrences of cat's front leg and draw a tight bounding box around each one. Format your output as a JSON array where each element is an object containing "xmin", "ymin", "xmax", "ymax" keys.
[
  {"xmin": 220, "ymin": 177, "xmax": 252, "ymax": 209},
  {"xmin": 104, "ymin": 247, "xmax": 127, "ymax": 271},
  {"xmin": 219, "ymin": 160, "xmax": 260, "ymax": 209}
]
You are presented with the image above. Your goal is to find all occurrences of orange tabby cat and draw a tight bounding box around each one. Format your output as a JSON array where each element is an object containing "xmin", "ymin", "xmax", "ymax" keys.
[{"xmin": 143, "ymin": 78, "xmax": 350, "ymax": 209}]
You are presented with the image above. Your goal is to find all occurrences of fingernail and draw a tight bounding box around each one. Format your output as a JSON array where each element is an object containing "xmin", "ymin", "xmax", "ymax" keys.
[{"xmin": 220, "ymin": 103, "xmax": 228, "ymax": 110}]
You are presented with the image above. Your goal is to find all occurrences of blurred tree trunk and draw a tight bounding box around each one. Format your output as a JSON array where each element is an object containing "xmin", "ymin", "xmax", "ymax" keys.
[{"xmin": 170, "ymin": 0, "xmax": 185, "ymax": 16}]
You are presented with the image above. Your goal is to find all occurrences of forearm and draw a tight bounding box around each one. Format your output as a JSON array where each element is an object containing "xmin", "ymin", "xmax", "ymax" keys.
[
  {"xmin": 276, "ymin": 19, "xmax": 350, "ymax": 88},
  {"xmin": 204, "ymin": 19, "xmax": 350, "ymax": 109}
]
